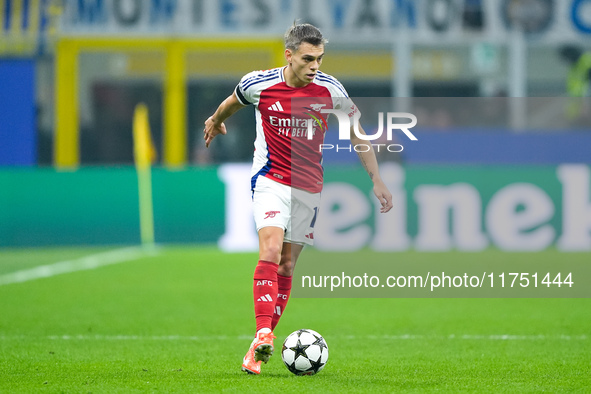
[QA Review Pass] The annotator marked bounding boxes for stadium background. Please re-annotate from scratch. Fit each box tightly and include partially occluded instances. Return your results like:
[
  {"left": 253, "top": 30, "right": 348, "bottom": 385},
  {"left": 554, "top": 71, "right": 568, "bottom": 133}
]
[
  {"left": 1, "top": 1, "right": 590, "bottom": 391},
  {"left": 1, "top": 0, "right": 590, "bottom": 249}
]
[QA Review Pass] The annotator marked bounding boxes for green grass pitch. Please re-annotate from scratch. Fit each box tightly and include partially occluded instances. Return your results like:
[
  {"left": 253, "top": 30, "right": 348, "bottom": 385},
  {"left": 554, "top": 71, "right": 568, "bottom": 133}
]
[{"left": 0, "top": 246, "right": 589, "bottom": 392}]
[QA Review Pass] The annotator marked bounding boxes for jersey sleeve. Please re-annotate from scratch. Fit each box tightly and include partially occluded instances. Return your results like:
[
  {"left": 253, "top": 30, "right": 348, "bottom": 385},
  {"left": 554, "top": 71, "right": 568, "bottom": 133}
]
[
  {"left": 234, "top": 71, "right": 259, "bottom": 106},
  {"left": 323, "top": 77, "right": 360, "bottom": 122},
  {"left": 334, "top": 95, "right": 360, "bottom": 122}
]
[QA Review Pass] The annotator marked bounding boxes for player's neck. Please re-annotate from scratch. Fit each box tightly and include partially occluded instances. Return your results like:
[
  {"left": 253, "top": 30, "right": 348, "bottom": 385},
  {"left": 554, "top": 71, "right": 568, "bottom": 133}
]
[{"left": 283, "top": 65, "right": 311, "bottom": 88}]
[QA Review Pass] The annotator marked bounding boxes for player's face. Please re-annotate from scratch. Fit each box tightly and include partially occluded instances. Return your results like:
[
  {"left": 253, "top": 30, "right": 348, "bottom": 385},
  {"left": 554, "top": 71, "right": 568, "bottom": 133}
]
[{"left": 286, "top": 43, "right": 324, "bottom": 86}]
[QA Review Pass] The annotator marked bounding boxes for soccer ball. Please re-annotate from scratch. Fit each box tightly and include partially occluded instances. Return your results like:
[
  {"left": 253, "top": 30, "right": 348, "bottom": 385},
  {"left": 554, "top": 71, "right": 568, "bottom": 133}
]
[{"left": 281, "top": 329, "right": 329, "bottom": 375}]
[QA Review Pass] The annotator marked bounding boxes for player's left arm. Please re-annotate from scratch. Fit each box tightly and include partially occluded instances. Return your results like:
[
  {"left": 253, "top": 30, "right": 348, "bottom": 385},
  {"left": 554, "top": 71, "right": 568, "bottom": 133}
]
[{"left": 350, "top": 122, "right": 393, "bottom": 213}]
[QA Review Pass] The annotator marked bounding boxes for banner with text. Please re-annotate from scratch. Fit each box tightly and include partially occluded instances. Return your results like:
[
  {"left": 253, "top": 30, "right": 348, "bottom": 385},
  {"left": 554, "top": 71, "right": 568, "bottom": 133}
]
[{"left": 60, "top": 0, "right": 591, "bottom": 42}]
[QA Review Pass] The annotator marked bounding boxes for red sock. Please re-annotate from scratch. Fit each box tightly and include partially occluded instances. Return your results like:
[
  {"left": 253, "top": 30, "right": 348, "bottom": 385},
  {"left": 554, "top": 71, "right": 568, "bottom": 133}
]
[
  {"left": 253, "top": 260, "right": 278, "bottom": 332},
  {"left": 271, "top": 274, "right": 292, "bottom": 331}
]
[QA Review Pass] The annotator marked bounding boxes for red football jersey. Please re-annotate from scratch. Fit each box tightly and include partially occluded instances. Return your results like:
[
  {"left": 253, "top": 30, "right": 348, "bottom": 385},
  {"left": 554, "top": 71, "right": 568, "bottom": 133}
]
[{"left": 235, "top": 66, "right": 356, "bottom": 193}]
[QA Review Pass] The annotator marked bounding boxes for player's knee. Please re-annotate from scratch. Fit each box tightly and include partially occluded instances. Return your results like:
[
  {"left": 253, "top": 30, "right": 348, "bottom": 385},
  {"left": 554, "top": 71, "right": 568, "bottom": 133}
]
[{"left": 260, "top": 243, "right": 282, "bottom": 263}]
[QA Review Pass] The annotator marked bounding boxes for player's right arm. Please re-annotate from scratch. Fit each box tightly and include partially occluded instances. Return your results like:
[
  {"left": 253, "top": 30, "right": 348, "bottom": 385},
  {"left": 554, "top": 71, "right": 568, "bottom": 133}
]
[{"left": 204, "top": 92, "right": 245, "bottom": 148}]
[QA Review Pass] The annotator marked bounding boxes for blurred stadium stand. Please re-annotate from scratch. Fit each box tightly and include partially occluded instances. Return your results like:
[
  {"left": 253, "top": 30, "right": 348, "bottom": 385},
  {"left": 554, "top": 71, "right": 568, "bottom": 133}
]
[
  {"left": 1, "top": 0, "right": 589, "bottom": 168},
  {"left": 2, "top": 0, "right": 591, "bottom": 250}
]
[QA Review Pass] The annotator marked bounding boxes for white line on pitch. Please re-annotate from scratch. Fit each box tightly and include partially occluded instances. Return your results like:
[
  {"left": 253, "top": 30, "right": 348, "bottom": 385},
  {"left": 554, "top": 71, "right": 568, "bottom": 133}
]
[
  {"left": 0, "top": 334, "right": 587, "bottom": 341},
  {"left": 0, "top": 246, "right": 159, "bottom": 286}
]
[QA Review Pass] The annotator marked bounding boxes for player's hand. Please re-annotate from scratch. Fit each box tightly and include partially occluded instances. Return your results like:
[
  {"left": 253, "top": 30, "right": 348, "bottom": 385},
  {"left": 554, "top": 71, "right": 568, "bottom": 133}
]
[
  {"left": 373, "top": 179, "right": 393, "bottom": 213},
  {"left": 204, "top": 116, "right": 227, "bottom": 148}
]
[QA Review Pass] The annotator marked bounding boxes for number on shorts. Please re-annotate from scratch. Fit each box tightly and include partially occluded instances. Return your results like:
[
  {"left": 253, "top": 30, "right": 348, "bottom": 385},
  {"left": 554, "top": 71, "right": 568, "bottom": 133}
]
[{"left": 310, "top": 207, "right": 318, "bottom": 228}]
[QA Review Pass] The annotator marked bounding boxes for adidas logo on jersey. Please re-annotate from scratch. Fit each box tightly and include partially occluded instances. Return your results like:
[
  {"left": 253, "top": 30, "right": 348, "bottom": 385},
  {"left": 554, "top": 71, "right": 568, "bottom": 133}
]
[
  {"left": 267, "top": 101, "right": 284, "bottom": 111},
  {"left": 257, "top": 294, "right": 273, "bottom": 302}
]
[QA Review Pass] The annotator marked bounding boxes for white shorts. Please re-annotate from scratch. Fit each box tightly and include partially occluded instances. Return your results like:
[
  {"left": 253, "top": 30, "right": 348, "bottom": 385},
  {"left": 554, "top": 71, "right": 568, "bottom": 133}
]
[{"left": 252, "top": 176, "right": 320, "bottom": 245}]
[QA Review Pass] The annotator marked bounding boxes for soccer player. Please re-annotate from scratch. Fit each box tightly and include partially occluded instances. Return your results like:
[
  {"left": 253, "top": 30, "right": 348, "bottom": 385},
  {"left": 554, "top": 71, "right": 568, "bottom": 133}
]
[{"left": 203, "top": 23, "right": 393, "bottom": 375}]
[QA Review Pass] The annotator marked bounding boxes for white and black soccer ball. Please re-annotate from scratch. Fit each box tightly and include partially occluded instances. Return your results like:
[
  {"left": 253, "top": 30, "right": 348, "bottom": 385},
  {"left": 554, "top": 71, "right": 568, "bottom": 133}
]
[{"left": 281, "top": 329, "right": 329, "bottom": 375}]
